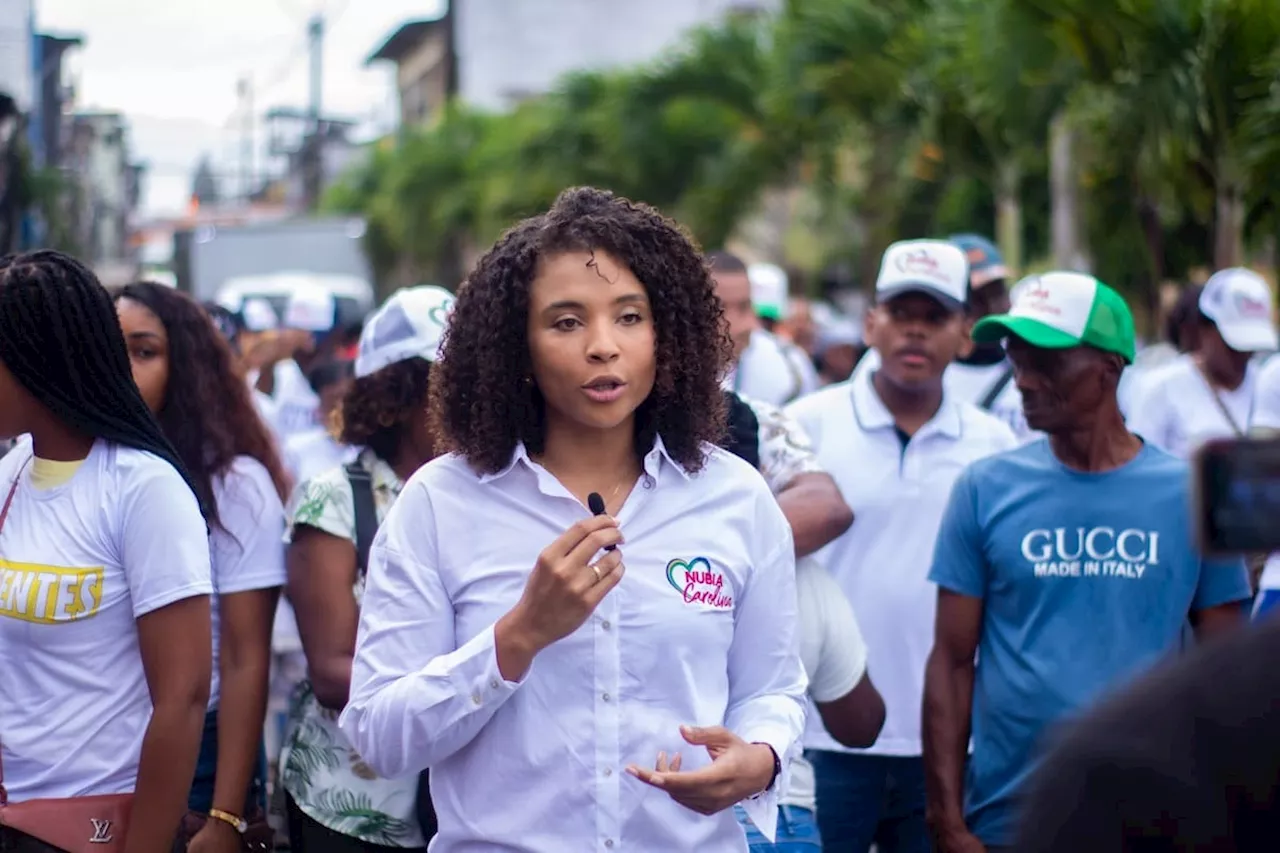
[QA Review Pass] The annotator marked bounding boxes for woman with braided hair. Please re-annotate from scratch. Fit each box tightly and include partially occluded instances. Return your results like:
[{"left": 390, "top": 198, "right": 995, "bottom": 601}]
[{"left": 0, "top": 250, "right": 213, "bottom": 853}]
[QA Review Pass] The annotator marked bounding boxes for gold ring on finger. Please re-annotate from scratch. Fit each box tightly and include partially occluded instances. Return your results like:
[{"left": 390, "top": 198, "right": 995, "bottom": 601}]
[{"left": 591, "top": 563, "right": 602, "bottom": 582}]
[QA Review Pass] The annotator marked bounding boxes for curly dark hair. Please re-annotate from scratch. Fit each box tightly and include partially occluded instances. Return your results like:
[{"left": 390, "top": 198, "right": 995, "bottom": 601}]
[
  {"left": 429, "top": 186, "right": 731, "bottom": 474},
  {"left": 115, "top": 282, "right": 290, "bottom": 529},
  {"left": 338, "top": 357, "right": 432, "bottom": 465}
]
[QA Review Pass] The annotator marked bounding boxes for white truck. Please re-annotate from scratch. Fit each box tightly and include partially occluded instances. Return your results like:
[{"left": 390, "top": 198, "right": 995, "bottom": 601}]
[{"left": 172, "top": 216, "right": 376, "bottom": 324}]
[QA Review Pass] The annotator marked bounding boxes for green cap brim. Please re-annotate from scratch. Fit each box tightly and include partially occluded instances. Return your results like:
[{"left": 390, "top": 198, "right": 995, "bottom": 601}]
[
  {"left": 971, "top": 315, "right": 1082, "bottom": 350},
  {"left": 756, "top": 306, "right": 783, "bottom": 321}
]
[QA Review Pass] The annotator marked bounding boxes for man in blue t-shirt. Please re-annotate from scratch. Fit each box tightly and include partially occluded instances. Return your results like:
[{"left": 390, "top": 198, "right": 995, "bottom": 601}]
[{"left": 921, "top": 272, "right": 1252, "bottom": 853}]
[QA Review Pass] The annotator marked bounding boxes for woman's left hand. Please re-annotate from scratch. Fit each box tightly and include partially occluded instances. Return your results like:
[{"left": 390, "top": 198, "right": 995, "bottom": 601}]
[
  {"left": 185, "top": 817, "right": 242, "bottom": 853},
  {"left": 625, "top": 725, "right": 776, "bottom": 815}
]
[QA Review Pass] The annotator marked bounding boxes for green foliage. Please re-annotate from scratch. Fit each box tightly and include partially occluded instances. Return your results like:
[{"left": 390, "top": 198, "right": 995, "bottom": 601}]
[{"left": 328, "top": 0, "right": 1280, "bottom": 300}]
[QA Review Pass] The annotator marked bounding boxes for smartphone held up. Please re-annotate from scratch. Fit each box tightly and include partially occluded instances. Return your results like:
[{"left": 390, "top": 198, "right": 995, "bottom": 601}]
[{"left": 1193, "top": 436, "right": 1280, "bottom": 555}]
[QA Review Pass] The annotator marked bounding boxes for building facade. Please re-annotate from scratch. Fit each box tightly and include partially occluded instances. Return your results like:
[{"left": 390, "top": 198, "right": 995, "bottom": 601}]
[
  {"left": 368, "top": 0, "right": 777, "bottom": 129},
  {"left": 63, "top": 111, "right": 143, "bottom": 270}
]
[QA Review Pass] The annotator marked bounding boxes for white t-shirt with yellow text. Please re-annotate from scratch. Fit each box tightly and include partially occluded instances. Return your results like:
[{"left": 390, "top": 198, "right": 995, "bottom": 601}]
[{"left": 0, "top": 440, "right": 213, "bottom": 801}]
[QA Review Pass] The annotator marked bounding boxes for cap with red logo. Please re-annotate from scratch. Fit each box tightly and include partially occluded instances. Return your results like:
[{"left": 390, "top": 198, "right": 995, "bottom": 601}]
[
  {"left": 972, "top": 271, "right": 1136, "bottom": 363},
  {"left": 875, "top": 239, "right": 969, "bottom": 312},
  {"left": 1198, "top": 267, "right": 1278, "bottom": 353}
]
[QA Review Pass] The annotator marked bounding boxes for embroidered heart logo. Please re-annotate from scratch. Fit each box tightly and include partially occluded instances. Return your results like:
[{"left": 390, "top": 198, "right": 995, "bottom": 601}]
[
  {"left": 428, "top": 298, "right": 455, "bottom": 327},
  {"left": 667, "top": 557, "right": 712, "bottom": 592},
  {"left": 666, "top": 557, "right": 733, "bottom": 608}
]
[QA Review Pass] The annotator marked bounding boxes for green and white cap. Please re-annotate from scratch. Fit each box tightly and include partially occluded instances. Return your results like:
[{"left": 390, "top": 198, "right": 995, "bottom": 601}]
[
  {"left": 972, "top": 271, "right": 1136, "bottom": 363},
  {"left": 748, "top": 262, "right": 789, "bottom": 321}
]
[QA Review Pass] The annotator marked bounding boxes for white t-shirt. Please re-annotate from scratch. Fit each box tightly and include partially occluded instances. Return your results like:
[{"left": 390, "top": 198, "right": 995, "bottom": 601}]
[
  {"left": 209, "top": 456, "right": 288, "bottom": 708},
  {"left": 785, "top": 557, "right": 868, "bottom": 812},
  {"left": 942, "top": 360, "right": 1030, "bottom": 440},
  {"left": 253, "top": 388, "right": 281, "bottom": 439},
  {"left": 270, "top": 360, "right": 322, "bottom": 442},
  {"left": 282, "top": 427, "right": 357, "bottom": 487},
  {"left": 726, "top": 330, "right": 819, "bottom": 406},
  {"left": 1248, "top": 357, "right": 1280, "bottom": 591},
  {"left": 0, "top": 440, "right": 212, "bottom": 801},
  {"left": 1126, "top": 355, "right": 1256, "bottom": 458},
  {"left": 1250, "top": 355, "right": 1280, "bottom": 433}
]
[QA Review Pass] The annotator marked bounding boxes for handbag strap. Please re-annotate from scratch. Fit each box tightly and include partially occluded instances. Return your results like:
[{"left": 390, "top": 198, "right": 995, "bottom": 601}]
[
  {"left": 345, "top": 462, "right": 377, "bottom": 578},
  {"left": 1196, "top": 361, "right": 1249, "bottom": 438},
  {"left": 980, "top": 365, "right": 1016, "bottom": 411},
  {"left": 0, "top": 453, "right": 34, "bottom": 805}
]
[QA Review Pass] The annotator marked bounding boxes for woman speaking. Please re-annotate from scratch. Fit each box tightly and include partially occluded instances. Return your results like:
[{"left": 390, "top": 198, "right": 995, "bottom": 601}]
[{"left": 338, "top": 188, "right": 806, "bottom": 851}]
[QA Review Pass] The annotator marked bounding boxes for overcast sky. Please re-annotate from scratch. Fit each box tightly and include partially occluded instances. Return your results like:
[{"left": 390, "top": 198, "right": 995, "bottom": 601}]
[{"left": 36, "top": 0, "right": 442, "bottom": 216}]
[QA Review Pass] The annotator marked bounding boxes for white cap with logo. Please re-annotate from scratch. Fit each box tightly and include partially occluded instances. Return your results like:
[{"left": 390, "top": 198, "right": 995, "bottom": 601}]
[
  {"left": 875, "top": 240, "right": 969, "bottom": 311},
  {"left": 1199, "top": 268, "right": 1278, "bottom": 353},
  {"left": 283, "top": 283, "right": 337, "bottom": 333},
  {"left": 355, "top": 285, "right": 456, "bottom": 379}
]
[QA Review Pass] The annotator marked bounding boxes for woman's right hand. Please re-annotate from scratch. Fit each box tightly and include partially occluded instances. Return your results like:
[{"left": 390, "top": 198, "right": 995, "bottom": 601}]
[{"left": 496, "top": 515, "right": 625, "bottom": 678}]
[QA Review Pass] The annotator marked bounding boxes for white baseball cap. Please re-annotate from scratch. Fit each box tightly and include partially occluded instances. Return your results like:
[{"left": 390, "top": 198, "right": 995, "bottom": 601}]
[
  {"left": 354, "top": 285, "right": 455, "bottom": 379},
  {"left": 283, "top": 283, "right": 337, "bottom": 333},
  {"left": 1199, "top": 268, "right": 1278, "bottom": 352},
  {"left": 241, "top": 297, "right": 279, "bottom": 333},
  {"left": 876, "top": 240, "right": 969, "bottom": 311}
]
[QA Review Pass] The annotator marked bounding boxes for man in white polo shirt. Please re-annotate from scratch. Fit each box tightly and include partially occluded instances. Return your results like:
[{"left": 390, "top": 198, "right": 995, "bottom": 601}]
[
  {"left": 787, "top": 239, "right": 1017, "bottom": 852},
  {"left": 1127, "top": 267, "right": 1278, "bottom": 457}
]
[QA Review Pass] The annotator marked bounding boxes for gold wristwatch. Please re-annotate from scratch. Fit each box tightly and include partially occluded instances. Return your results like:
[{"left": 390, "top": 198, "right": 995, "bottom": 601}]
[{"left": 209, "top": 808, "right": 248, "bottom": 834}]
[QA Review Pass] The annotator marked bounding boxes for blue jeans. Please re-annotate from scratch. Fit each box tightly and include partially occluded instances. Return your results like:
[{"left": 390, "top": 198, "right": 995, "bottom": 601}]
[
  {"left": 188, "top": 706, "right": 269, "bottom": 814},
  {"left": 735, "top": 805, "right": 822, "bottom": 851},
  {"left": 808, "top": 751, "right": 931, "bottom": 853}
]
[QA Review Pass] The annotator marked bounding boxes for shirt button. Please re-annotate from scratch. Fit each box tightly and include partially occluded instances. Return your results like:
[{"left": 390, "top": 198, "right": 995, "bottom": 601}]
[
  {"left": 602, "top": 692, "right": 611, "bottom": 702},
  {"left": 642, "top": 477, "right": 654, "bottom": 490},
  {"left": 605, "top": 841, "right": 614, "bottom": 849},
  {"left": 471, "top": 692, "right": 482, "bottom": 705},
  {"left": 603, "top": 767, "right": 612, "bottom": 777},
  {"left": 601, "top": 620, "right": 611, "bottom": 631},
  {"left": 489, "top": 678, "right": 500, "bottom": 689}
]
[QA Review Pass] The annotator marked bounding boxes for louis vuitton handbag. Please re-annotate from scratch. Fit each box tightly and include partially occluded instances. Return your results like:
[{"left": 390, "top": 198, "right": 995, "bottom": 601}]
[
  {"left": 0, "top": 459, "right": 134, "bottom": 853},
  {"left": 0, "top": 776, "right": 133, "bottom": 853}
]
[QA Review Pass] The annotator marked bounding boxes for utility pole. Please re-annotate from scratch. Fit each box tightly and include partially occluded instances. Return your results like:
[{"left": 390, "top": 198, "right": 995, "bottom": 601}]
[
  {"left": 303, "top": 12, "right": 324, "bottom": 210},
  {"left": 237, "top": 76, "right": 254, "bottom": 206}
]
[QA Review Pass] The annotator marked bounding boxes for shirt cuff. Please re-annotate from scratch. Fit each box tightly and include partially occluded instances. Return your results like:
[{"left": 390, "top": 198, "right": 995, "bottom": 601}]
[
  {"left": 738, "top": 762, "right": 782, "bottom": 842},
  {"left": 735, "top": 727, "right": 793, "bottom": 843},
  {"left": 441, "top": 624, "right": 529, "bottom": 709}
]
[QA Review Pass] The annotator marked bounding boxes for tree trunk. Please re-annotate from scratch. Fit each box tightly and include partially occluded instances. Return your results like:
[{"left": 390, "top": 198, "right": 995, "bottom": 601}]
[
  {"left": 1214, "top": 182, "right": 1246, "bottom": 269},
  {"left": 1049, "top": 112, "right": 1089, "bottom": 272},
  {"left": 995, "top": 160, "right": 1023, "bottom": 277},
  {"left": 1136, "top": 193, "right": 1164, "bottom": 336}
]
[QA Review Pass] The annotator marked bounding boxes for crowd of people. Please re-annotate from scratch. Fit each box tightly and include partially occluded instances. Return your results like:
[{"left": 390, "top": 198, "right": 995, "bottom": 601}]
[{"left": 0, "top": 186, "right": 1273, "bottom": 853}]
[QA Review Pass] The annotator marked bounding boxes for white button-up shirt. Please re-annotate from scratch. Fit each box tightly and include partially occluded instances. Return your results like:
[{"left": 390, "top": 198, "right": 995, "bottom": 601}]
[
  {"left": 787, "top": 364, "right": 1016, "bottom": 757},
  {"left": 339, "top": 438, "right": 807, "bottom": 852}
]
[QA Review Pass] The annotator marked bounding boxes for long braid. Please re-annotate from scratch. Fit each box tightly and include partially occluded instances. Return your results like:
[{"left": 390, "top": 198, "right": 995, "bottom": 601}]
[{"left": 0, "top": 250, "right": 211, "bottom": 520}]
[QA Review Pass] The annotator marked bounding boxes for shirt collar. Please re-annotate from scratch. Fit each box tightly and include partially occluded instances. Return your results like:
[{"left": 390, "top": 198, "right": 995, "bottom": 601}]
[
  {"left": 478, "top": 434, "right": 691, "bottom": 485},
  {"left": 851, "top": 356, "right": 963, "bottom": 439}
]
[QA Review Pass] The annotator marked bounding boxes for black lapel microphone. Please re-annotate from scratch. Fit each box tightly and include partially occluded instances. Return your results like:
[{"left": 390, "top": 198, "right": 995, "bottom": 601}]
[{"left": 587, "top": 492, "right": 617, "bottom": 551}]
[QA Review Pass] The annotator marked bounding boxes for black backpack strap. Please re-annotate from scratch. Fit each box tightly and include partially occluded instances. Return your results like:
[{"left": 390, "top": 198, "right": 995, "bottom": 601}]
[
  {"left": 719, "top": 390, "right": 762, "bottom": 470},
  {"left": 980, "top": 366, "right": 1016, "bottom": 411},
  {"left": 345, "top": 462, "right": 377, "bottom": 577}
]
